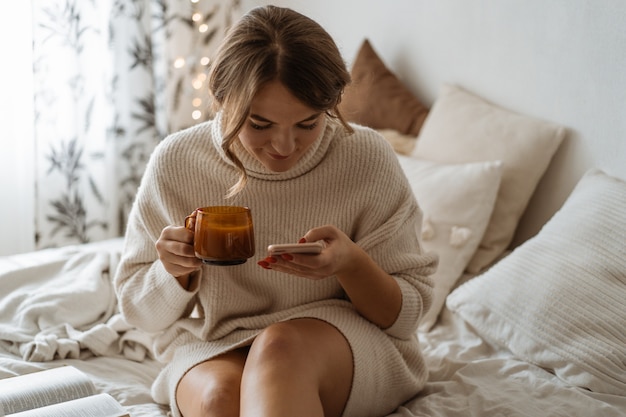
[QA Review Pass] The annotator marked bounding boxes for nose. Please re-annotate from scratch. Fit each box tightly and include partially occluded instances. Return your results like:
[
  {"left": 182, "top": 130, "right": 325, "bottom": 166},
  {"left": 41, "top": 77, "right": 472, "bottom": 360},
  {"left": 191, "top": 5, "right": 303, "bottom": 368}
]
[{"left": 271, "top": 128, "right": 296, "bottom": 156}]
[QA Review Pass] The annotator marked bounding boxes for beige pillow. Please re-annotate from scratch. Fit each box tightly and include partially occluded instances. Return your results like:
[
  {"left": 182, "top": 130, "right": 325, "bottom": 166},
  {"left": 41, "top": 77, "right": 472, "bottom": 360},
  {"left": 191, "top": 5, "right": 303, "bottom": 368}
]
[
  {"left": 412, "top": 84, "right": 565, "bottom": 272},
  {"left": 396, "top": 155, "right": 502, "bottom": 331},
  {"left": 340, "top": 39, "right": 429, "bottom": 136},
  {"left": 447, "top": 169, "right": 626, "bottom": 395},
  {"left": 377, "top": 129, "right": 417, "bottom": 156}
]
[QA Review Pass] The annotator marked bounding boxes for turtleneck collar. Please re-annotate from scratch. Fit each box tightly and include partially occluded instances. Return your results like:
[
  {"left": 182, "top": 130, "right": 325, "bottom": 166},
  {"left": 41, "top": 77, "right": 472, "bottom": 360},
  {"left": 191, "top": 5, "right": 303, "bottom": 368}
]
[{"left": 210, "top": 112, "right": 339, "bottom": 181}]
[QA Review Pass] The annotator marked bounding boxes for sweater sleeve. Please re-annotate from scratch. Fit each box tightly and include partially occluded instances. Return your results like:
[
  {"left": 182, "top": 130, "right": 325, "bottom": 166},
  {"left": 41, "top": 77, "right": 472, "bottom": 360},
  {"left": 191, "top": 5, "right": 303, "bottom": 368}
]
[
  {"left": 351, "top": 131, "right": 438, "bottom": 339},
  {"left": 114, "top": 211, "right": 199, "bottom": 333},
  {"left": 361, "top": 203, "right": 438, "bottom": 340},
  {"left": 113, "top": 137, "right": 201, "bottom": 334}
]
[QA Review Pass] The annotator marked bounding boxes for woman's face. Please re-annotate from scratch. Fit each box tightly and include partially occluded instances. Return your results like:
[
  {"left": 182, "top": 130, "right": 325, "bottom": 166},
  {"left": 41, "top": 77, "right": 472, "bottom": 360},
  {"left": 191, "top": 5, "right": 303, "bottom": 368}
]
[{"left": 237, "top": 80, "right": 324, "bottom": 172}]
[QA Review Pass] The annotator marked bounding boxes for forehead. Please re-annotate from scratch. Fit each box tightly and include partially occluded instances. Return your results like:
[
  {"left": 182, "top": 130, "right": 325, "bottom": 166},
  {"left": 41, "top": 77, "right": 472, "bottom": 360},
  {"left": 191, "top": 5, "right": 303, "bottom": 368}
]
[{"left": 249, "top": 80, "right": 318, "bottom": 123}]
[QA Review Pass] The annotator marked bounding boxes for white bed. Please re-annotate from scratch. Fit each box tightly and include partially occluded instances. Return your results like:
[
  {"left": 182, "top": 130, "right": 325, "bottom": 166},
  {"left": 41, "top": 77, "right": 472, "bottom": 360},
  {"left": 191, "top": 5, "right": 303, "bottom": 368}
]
[
  {"left": 2, "top": 1, "right": 626, "bottom": 415},
  {"left": 1, "top": 228, "right": 625, "bottom": 417},
  {"left": 0, "top": 239, "right": 166, "bottom": 416}
]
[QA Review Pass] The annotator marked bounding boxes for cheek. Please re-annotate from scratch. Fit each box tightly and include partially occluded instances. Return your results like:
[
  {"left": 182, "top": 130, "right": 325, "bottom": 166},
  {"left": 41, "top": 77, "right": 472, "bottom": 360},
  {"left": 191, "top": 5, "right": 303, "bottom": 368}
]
[
  {"left": 300, "top": 127, "right": 323, "bottom": 148},
  {"left": 238, "top": 129, "right": 268, "bottom": 149}
]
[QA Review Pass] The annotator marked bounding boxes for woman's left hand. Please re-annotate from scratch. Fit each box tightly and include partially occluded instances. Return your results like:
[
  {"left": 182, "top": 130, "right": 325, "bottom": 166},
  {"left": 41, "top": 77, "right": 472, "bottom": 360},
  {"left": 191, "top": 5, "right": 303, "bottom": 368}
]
[
  {"left": 257, "top": 225, "right": 358, "bottom": 280},
  {"left": 258, "top": 224, "right": 403, "bottom": 328}
]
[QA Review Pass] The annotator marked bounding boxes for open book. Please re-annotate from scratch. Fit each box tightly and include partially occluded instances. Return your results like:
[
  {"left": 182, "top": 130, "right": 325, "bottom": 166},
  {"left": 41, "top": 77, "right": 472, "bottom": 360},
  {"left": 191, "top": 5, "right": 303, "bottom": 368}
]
[{"left": 0, "top": 366, "right": 129, "bottom": 417}]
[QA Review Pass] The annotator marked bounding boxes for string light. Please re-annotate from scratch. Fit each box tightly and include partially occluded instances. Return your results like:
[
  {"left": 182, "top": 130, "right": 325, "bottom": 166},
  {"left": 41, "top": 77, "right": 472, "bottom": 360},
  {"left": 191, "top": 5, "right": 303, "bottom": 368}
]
[
  {"left": 179, "top": 0, "right": 233, "bottom": 120},
  {"left": 178, "top": 0, "right": 223, "bottom": 122},
  {"left": 192, "top": 77, "right": 203, "bottom": 90},
  {"left": 173, "top": 57, "right": 186, "bottom": 69}
]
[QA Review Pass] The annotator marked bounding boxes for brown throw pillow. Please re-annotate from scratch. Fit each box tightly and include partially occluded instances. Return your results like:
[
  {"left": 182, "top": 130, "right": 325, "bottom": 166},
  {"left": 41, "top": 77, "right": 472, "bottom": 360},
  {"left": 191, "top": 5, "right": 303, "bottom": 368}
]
[{"left": 339, "top": 39, "right": 429, "bottom": 136}]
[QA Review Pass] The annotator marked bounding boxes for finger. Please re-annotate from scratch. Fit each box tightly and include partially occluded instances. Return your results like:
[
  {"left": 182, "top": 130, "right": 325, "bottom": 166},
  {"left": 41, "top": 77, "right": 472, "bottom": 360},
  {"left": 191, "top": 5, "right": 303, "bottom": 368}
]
[
  {"left": 170, "top": 239, "right": 197, "bottom": 258},
  {"left": 258, "top": 250, "right": 329, "bottom": 278},
  {"left": 268, "top": 258, "right": 329, "bottom": 280},
  {"left": 162, "top": 251, "right": 202, "bottom": 276},
  {"left": 156, "top": 238, "right": 195, "bottom": 263},
  {"left": 161, "top": 225, "right": 195, "bottom": 244},
  {"left": 184, "top": 210, "right": 198, "bottom": 230},
  {"left": 301, "top": 224, "right": 337, "bottom": 244},
  {"left": 167, "top": 248, "right": 200, "bottom": 265},
  {"left": 284, "top": 267, "right": 328, "bottom": 280}
]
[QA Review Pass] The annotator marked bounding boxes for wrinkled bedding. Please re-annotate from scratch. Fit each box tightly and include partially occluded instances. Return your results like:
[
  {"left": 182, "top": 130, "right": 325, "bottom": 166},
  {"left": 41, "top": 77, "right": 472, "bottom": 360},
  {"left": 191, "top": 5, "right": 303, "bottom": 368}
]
[{"left": 0, "top": 239, "right": 624, "bottom": 416}]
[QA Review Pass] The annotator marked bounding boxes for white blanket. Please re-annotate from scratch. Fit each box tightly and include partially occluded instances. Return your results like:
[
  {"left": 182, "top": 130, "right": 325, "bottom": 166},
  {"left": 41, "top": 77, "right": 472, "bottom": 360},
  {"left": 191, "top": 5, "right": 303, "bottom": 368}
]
[{"left": 0, "top": 240, "right": 152, "bottom": 362}]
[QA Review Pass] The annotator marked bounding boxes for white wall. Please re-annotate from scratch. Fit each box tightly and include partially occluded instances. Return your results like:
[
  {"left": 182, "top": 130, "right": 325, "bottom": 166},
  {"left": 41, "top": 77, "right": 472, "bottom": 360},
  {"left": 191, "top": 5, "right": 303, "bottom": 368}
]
[
  {"left": 4, "top": 1, "right": 624, "bottom": 255},
  {"left": 242, "top": 0, "right": 626, "bottom": 245}
]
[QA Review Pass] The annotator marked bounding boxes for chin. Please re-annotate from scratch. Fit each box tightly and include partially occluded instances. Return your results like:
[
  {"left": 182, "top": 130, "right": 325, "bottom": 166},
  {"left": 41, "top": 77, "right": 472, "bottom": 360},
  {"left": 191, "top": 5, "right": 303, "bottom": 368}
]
[
  {"left": 266, "top": 164, "right": 292, "bottom": 172},
  {"left": 261, "top": 157, "right": 297, "bottom": 172}
]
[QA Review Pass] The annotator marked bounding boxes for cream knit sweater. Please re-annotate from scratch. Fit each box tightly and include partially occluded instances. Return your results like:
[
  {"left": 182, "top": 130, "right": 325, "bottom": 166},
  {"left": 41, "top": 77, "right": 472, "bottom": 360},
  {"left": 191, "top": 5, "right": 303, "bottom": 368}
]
[{"left": 114, "top": 115, "right": 437, "bottom": 417}]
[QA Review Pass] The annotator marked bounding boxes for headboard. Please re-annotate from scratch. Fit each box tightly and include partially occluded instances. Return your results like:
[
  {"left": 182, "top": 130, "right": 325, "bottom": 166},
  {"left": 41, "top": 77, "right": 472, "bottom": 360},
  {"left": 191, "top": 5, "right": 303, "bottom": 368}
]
[{"left": 244, "top": 0, "right": 626, "bottom": 247}]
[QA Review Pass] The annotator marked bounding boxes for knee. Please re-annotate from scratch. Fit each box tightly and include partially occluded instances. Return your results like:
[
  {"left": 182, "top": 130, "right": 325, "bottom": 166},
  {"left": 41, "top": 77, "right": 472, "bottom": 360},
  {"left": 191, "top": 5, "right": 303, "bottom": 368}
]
[
  {"left": 248, "top": 321, "right": 310, "bottom": 369},
  {"left": 199, "top": 382, "right": 239, "bottom": 415},
  {"left": 178, "top": 373, "right": 240, "bottom": 417}
]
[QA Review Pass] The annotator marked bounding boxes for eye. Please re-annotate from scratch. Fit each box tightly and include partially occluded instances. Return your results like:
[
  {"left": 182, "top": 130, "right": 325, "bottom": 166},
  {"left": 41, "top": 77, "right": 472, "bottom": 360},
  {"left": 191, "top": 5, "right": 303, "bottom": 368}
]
[
  {"left": 250, "top": 121, "right": 271, "bottom": 130},
  {"left": 298, "top": 122, "right": 318, "bottom": 131}
]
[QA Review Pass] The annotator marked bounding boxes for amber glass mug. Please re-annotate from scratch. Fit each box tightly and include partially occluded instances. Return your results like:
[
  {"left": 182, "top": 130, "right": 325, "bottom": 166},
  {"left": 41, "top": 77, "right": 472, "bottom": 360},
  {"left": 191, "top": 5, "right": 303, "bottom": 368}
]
[{"left": 185, "top": 206, "right": 255, "bottom": 266}]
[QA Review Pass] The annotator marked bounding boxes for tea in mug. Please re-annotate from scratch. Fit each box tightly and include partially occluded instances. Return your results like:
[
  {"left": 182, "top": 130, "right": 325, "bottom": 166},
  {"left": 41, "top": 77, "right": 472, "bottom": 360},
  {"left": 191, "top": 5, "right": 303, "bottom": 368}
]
[{"left": 185, "top": 206, "right": 255, "bottom": 266}]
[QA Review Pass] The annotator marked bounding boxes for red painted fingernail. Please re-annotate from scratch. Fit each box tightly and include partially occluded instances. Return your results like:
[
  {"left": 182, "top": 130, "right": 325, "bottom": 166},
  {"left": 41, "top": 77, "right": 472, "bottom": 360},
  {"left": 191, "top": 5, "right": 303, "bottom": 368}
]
[
  {"left": 267, "top": 256, "right": 278, "bottom": 263},
  {"left": 298, "top": 237, "right": 306, "bottom": 243},
  {"left": 258, "top": 261, "right": 271, "bottom": 269},
  {"left": 281, "top": 253, "right": 294, "bottom": 261}
]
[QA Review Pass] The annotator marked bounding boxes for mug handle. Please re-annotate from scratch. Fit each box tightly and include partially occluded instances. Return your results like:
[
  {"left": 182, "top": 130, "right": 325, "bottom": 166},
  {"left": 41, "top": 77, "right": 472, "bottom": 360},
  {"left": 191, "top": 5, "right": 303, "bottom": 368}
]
[{"left": 184, "top": 209, "right": 199, "bottom": 231}]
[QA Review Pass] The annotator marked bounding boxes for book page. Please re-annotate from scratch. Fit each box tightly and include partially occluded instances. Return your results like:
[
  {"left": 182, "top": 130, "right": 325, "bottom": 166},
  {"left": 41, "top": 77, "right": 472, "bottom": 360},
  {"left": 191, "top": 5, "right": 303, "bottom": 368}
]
[
  {"left": 7, "top": 393, "right": 128, "bottom": 417},
  {"left": 0, "top": 366, "right": 96, "bottom": 415}
]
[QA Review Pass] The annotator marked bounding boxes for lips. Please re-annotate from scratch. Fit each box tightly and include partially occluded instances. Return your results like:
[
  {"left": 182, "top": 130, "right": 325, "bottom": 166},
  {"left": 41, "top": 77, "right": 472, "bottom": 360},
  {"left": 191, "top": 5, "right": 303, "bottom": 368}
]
[{"left": 268, "top": 153, "right": 290, "bottom": 160}]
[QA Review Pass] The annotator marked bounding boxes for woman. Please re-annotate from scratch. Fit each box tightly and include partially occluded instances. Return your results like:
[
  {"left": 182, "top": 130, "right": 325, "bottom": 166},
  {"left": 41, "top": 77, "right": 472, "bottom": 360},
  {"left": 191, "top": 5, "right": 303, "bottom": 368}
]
[{"left": 114, "top": 5, "right": 436, "bottom": 417}]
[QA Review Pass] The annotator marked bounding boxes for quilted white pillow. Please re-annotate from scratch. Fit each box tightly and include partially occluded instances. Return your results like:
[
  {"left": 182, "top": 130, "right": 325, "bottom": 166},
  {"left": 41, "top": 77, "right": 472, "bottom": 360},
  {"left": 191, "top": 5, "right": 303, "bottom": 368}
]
[
  {"left": 412, "top": 84, "right": 565, "bottom": 273},
  {"left": 396, "top": 155, "right": 502, "bottom": 331},
  {"left": 447, "top": 169, "right": 626, "bottom": 395}
]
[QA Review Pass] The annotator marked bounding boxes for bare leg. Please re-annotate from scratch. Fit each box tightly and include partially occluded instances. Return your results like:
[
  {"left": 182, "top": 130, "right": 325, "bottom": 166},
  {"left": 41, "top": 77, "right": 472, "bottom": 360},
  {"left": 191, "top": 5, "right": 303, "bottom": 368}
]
[
  {"left": 176, "top": 348, "right": 248, "bottom": 417},
  {"left": 240, "top": 318, "right": 353, "bottom": 417}
]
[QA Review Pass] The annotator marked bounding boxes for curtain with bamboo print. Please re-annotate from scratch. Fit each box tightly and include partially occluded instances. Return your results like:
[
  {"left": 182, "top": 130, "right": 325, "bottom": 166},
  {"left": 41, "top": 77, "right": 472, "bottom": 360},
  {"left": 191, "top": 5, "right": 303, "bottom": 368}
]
[{"left": 32, "top": 0, "right": 241, "bottom": 250}]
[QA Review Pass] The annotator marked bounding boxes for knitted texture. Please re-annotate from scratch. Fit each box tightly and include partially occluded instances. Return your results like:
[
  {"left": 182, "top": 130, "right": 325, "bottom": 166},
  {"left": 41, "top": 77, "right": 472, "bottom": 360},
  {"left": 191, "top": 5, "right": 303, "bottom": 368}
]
[{"left": 114, "top": 115, "right": 437, "bottom": 417}]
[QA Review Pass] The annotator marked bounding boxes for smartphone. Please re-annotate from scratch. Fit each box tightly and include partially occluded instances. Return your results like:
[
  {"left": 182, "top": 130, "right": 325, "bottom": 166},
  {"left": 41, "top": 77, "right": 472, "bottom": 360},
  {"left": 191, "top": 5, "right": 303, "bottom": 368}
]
[{"left": 267, "top": 241, "right": 325, "bottom": 255}]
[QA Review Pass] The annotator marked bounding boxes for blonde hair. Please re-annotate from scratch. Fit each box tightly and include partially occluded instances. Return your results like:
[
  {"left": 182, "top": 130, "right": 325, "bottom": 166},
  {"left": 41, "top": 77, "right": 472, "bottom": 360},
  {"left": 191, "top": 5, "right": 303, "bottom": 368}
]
[{"left": 208, "top": 5, "right": 353, "bottom": 198}]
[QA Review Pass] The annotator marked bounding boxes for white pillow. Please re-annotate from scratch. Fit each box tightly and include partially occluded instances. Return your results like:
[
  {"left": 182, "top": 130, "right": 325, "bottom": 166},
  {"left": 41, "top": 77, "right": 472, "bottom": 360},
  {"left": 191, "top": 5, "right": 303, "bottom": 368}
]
[
  {"left": 412, "top": 84, "right": 565, "bottom": 273},
  {"left": 447, "top": 169, "right": 626, "bottom": 395},
  {"left": 396, "top": 155, "right": 502, "bottom": 331}
]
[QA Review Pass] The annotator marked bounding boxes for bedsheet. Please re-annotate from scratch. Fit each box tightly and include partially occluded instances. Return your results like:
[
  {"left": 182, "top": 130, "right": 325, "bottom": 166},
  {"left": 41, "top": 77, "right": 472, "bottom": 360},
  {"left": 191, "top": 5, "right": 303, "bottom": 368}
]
[
  {"left": 405, "top": 306, "right": 626, "bottom": 417},
  {"left": 1, "top": 240, "right": 625, "bottom": 417}
]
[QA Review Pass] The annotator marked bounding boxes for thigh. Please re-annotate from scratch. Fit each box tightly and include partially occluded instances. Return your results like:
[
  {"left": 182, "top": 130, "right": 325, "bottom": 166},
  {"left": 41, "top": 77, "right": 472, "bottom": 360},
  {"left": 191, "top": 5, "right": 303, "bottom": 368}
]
[
  {"left": 244, "top": 318, "right": 353, "bottom": 417},
  {"left": 302, "top": 319, "right": 353, "bottom": 417},
  {"left": 176, "top": 347, "right": 248, "bottom": 417}
]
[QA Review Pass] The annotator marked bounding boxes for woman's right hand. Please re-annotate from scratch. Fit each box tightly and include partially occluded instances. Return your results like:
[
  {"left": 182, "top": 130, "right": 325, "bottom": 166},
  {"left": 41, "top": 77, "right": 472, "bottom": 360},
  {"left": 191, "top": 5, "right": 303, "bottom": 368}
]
[{"left": 155, "top": 225, "right": 202, "bottom": 286}]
